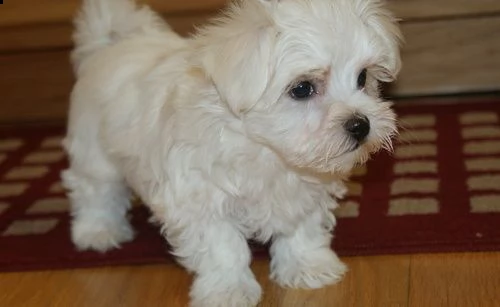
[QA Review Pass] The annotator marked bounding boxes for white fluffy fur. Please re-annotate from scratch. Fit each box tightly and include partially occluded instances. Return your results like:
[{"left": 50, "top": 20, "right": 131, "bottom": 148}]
[{"left": 62, "top": 0, "right": 401, "bottom": 306}]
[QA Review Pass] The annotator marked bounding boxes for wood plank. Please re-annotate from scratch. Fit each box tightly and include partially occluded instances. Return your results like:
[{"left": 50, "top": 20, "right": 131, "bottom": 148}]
[
  {"left": 1, "top": 0, "right": 500, "bottom": 28},
  {"left": 0, "top": 24, "right": 73, "bottom": 53},
  {"left": 0, "top": 50, "right": 73, "bottom": 123},
  {"left": 389, "top": 0, "right": 500, "bottom": 20},
  {"left": 0, "top": 14, "right": 212, "bottom": 53},
  {"left": 0, "top": 0, "right": 220, "bottom": 27},
  {"left": 0, "top": 256, "right": 410, "bottom": 307},
  {"left": 394, "top": 16, "right": 500, "bottom": 96},
  {"left": 0, "top": 0, "right": 80, "bottom": 27},
  {"left": 409, "top": 252, "right": 500, "bottom": 307}
]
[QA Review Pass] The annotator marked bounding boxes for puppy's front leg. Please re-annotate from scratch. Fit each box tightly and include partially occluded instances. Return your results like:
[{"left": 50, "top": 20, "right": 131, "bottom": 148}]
[
  {"left": 170, "top": 220, "right": 261, "bottom": 307},
  {"left": 270, "top": 209, "right": 347, "bottom": 289}
]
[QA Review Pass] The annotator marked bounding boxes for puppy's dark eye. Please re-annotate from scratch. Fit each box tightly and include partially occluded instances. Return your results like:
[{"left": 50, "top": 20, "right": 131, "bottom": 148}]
[
  {"left": 289, "top": 81, "right": 315, "bottom": 100},
  {"left": 357, "top": 68, "right": 367, "bottom": 89}
]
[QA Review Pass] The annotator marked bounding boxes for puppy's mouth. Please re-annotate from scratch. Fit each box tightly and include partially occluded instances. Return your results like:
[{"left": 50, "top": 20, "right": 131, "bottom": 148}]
[
  {"left": 330, "top": 136, "right": 364, "bottom": 159},
  {"left": 344, "top": 137, "right": 383, "bottom": 156},
  {"left": 346, "top": 135, "right": 395, "bottom": 157}
]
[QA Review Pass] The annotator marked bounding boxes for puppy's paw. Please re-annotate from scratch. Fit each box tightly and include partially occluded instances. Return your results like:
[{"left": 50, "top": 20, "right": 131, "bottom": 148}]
[
  {"left": 71, "top": 216, "right": 134, "bottom": 252},
  {"left": 271, "top": 248, "right": 347, "bottom": 289},
  {"left": 327, "top": 180, "right": 348, "bottom": 199},
  {"left": 190, "top": 273, "right": 262, "bottom": 307}
]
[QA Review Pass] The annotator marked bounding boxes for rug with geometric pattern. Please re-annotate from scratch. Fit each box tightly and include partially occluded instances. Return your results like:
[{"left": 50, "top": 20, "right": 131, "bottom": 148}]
[{"left": 1, "top": 100, "right": 500, "bottom": 272}]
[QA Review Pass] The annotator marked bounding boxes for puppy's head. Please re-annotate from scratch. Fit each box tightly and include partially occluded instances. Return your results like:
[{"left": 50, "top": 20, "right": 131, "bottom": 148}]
[{"left": 197, "top": 0, "right": 402, "bottom": 174}]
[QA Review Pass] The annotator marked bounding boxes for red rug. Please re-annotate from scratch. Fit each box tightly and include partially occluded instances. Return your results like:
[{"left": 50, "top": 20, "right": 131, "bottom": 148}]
[{"left": 2, "top": 100, "right": 500, "bottom": 272}]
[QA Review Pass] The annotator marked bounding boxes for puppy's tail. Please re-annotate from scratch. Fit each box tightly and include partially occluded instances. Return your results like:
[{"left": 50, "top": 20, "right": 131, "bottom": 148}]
[{"left": 72, "top": 0, "right": 167, "bottom": 71}]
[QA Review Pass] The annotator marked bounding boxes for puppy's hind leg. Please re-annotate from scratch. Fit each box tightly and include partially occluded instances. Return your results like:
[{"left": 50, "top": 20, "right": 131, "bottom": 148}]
[{"left": 62, "top": 131, "right": 134, "bottom": 253}]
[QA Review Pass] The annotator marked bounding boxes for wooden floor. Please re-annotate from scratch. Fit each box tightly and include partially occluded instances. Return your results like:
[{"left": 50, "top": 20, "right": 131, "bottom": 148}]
[{"left": 1, "top": 252, "right": 499, "bottom": 307}]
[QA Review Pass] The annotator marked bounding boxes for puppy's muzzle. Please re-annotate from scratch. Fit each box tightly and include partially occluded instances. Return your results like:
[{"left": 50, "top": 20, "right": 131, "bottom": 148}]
[{"left": 344, "top": 115, "right": 370, "bottom": 143}]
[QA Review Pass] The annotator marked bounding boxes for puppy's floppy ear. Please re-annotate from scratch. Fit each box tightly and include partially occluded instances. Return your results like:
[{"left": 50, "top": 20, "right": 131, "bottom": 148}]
[
  {"left": 360, "top": 0, "right": 403, "bottom": 82},
  {"left": 196, "top": 2, "right": 275, "bottom": 116}
]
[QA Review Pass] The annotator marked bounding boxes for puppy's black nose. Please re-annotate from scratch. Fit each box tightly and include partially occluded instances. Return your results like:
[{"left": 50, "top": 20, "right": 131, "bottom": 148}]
[{"left": 344, "top": 115, "right": 370, "bottom": 142}]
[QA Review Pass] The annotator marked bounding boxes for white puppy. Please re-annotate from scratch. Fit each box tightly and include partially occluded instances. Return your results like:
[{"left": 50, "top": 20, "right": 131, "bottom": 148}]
[{"left": 62, "top": 0, "right": 401, "bottom": 306}]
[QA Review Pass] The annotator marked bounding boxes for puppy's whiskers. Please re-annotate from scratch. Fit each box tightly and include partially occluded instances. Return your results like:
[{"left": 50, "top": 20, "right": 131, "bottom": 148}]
[
  {"left": 324, "top": 141, "right": 335, "bottom": 165},
  {"left": 340, "top": 135, "right": 356, "bottom": 155}
]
